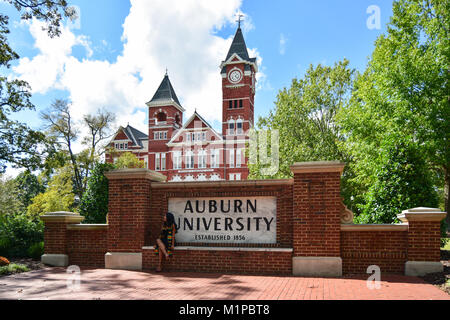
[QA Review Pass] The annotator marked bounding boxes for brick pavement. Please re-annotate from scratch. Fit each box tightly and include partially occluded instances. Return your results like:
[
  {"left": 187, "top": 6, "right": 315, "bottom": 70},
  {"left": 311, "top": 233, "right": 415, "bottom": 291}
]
[{"left": 0, "top": 268, "right": 448, "bottom": 300}]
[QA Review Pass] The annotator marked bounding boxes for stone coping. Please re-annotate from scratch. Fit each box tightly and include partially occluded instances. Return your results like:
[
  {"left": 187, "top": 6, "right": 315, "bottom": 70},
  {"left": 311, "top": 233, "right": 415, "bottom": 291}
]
[
  {"left": 341, "top": 224, "right": 408, "bottom": 232},
  {"left": 40, "top": 212, "right": 85, "bottom": 224},
  {"left": 105, "top": 168, "right": 167, "bottom": 182},
  {"left": 66, "top": 224, "right": 108, "bottom": 230},
  {"left": 142, "top": 246, "right": 293, "bottom": 252},
  {"left": 397, "top": 207, "right": 447, "bottom": 222},
  {"left": 151, "top": 179, "right": 294, "bottom": 189},
  {"left": 290, "top": 161, "right": 346, "bottom": 174}
]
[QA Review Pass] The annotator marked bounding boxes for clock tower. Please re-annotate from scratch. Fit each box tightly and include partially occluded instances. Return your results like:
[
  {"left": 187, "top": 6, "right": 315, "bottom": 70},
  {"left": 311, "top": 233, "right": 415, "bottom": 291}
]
[{"left": 220, "top": 25, "right": 257, "bottom": 138}]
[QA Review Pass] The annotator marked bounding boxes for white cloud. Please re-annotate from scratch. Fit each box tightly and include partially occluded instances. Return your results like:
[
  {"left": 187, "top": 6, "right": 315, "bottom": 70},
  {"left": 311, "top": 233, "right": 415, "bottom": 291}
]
[{"left": 13, "top": 0, "right": 265, "bottom": 153}]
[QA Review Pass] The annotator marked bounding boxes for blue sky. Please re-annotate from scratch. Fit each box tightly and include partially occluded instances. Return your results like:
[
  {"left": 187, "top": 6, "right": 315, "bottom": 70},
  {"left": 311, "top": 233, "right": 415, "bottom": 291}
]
[{"left": 3, "top": 0, "right": 393, "bottom": 149}]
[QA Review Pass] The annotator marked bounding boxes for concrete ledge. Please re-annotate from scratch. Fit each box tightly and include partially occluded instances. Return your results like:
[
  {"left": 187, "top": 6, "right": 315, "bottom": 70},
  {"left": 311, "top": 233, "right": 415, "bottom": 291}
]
[
  {"left": 40, "top": 211, "right": 84, "bottom": 224},
  {"left": 397, "top": 207, "right": 447, "bottom": 222},
  {"left": 405, "top": 261, "right": 443, "bottom": 276},
  {"left": 105, "top": 252, "right": 142, "bottom": 271},
  {"left": 341, "top": 224, "right": 408, "bottom": 232},
  {"left": 292, "top": 257, "right": 342, "bottom": 277},
  {"left": 290, "top": 161, "right": 346, "bottom": 174},
  {"left": 142, "top": 246, "right": 293, "bottom": 252},
  {"left": 105, "top": 168, "right": 166, "bottom": 182},
  {"left": 41, "top": 254, "right": 69, "bottom": 267},
  {"left": 66, "top": 224, "right": 108, "bottom": 230},
  {"left": 151, "top": 179, "right": 294, "bottom": 189}
]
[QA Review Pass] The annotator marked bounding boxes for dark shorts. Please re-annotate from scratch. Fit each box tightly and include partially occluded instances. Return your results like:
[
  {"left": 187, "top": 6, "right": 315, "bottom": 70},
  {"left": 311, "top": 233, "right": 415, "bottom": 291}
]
[{"left": 160, "top": 238, "right": 169, "bottom": 249}]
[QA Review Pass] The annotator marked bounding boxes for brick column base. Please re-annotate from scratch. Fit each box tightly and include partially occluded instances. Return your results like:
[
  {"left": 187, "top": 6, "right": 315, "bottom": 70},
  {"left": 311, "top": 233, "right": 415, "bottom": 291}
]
[{"left": 398, "top": 207, "right": 446, "bottom": 276}]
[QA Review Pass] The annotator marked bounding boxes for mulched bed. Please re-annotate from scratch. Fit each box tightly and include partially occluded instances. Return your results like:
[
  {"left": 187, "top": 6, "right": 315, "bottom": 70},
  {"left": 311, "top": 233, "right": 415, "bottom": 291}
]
[
  {"left": 9, "top": 258, "right": 46, "bottom": 271},
  {"left": 419, "top": 250, "right": 450, "bottom": 295}
]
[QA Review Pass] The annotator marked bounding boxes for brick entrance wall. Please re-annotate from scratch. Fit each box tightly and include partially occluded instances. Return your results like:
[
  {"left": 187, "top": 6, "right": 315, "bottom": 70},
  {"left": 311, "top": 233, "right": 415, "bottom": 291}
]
[{"left": 40, "top": 161, "right": 446, "bottom": 277}]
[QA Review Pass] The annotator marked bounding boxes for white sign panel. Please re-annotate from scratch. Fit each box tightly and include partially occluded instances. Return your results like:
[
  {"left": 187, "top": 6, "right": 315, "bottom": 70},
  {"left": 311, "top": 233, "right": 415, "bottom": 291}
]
[{"left": 168, "top": 197, "right": 277, "bottom": 244}]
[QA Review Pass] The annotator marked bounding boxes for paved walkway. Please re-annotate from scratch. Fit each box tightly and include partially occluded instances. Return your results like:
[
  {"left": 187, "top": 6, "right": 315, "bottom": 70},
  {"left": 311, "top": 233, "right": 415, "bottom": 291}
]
[{"left": 0, "top": 268, "right": 448, "bottom": 300}]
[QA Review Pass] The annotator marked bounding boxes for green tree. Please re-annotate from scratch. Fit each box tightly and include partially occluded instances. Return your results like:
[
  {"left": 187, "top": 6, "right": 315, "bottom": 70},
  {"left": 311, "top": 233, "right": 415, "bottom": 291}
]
[
  {"left": 79, "top": 162, "right": 114, "bottom": 223},
  {"left": 249, "top": 60, "right": 356, "bottom": 204},
  {"left": 338, "top": 0, "right": 449, "bottom": 226},
  {"left": 114, "top": 152, "right": 145, "bottom": 169},
  {"left": 0, "top": 175, "right": 24, "bottom": 216},
  {"left": 14, "top": 170, "right": 45, "bottom": 208},
  {"left": 27, "top": 165, "right": 75, "bottom": 218},
  {"left": 41, "top": 100, "right": 116, "bottom": 198},
  {"left": 249, "top": 60, "right": 354, "bottom": 180},
  {"left": 356, "top": 136, "right": 439, "bottom": 224},
  {"left": 0, "top": 1, "right": 76, "bottom": 173}
]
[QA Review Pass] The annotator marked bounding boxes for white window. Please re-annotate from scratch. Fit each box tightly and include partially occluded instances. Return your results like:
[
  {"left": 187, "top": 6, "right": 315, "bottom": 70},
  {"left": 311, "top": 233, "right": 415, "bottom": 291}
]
[
  {"left": 236, "top": 120, "right": 243, "bottom": 135},
  {"left": 115, "top": 143, "right": 119, "bottom": 149},
  {"left": 202, "top": 132, "right": 206, "bottom": 141},
  {"left": 235, "top": 173, "right": 241, "bottom": 180},
  {"left": 229, "top": 149, "right": 234, "bottom": 168},
  {"left": 198, "top": 150, "right": 207, "bottom": 168},
  {"left": 211, "top": 149, "right": 219, "bottom": 168},
  {"left": 120, "top": 143, "right": 124, "bottom": 150},
  {"left": 154, "top": 131, "right": 168, "bottom": 140},
  {"left": 229, "top": 173, "right": 235, "bottom": 181},
  {"left": 236, "top": 149, "right": 242, "bottom": 168},
  {"left": 228, "top": 122, "right": 235, "bottom": 135},
  {"left": 161, "top": 153, "right": 166, "bottom": 171},
  {"left": 173, "top": 151, "right": 182, "bottom": 170},
  {"left": 124, "top": 143, "right": 128, "bottom": 149},
  {"left": 155, "top": 153, "right": 161, "bottom": 171},
  {"left": 186, "top": 151, "right": 194, "bottom": 169}
]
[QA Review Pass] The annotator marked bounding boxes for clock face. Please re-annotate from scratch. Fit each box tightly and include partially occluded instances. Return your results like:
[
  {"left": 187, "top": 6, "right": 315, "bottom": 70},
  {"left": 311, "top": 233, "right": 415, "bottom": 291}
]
[{"left": 228, "top": 69, "right": 242, "bottom": 84}]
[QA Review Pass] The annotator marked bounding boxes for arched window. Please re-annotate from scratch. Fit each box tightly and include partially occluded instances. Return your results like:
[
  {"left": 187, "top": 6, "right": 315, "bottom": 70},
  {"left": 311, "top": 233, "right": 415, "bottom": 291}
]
[
  {"left": 156, "top": 112, "right": 167, "bottom": 123},
  {"left": 236, "top": 118, "right": 243, "bottom": 135}
]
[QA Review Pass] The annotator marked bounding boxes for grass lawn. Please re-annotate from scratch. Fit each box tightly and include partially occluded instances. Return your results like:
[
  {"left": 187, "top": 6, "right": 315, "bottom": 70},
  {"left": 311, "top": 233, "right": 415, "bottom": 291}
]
[{"left": 0, "top": 263, "right": 29, "bottom": 276}]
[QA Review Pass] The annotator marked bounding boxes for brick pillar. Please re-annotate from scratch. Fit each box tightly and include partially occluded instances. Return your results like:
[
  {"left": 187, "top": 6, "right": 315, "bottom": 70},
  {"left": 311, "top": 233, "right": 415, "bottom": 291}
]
[
  {"left": 40, "top": 211, "right": 84, "bottom": 266},
  {"left": 290, "top": 161, "right": 345, "bottom": 277},
  {"left": 397, "top": 207, "right": 446, "bottom": 276},
  {"left": 104, "top": 168, "right": 166, "bottom": 271}
]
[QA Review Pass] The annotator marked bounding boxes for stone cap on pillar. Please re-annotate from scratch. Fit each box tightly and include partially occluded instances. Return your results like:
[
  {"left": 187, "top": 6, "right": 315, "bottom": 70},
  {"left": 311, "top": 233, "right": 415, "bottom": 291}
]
[
  {"left": 40, "top": 211, "right": 85, "bottom": 224},
  {"left": 104, "top": 168, "right": 167, "bottom": 182},
  {"left": 290, "top": 161, "right": 346, "bottom": 174},
  {"left": 397, "top": 207, "right": 447, "bottom": 223}
]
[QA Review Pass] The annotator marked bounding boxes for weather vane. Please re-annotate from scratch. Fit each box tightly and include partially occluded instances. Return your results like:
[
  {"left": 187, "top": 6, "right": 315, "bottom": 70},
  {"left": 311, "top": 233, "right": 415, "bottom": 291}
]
[{"left": 236, "top": 13, "right": 244, "bottom": 28}]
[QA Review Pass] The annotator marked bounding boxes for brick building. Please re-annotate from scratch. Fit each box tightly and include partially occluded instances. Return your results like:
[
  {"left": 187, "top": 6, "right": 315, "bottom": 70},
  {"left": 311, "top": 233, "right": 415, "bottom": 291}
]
[{"left": 106, "top": 25, "right": 257, "bottom": 182}]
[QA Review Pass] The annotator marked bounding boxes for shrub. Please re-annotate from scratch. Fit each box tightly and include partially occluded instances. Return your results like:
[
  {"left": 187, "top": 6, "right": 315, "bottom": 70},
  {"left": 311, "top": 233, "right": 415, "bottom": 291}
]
[
  {"left": 0, "top": 213, "right": 44, "bottom": 258},
  {"left": 27, "top": 242, "right": 44, "bottom": 260},
  {"left": 0, "top": 256, "right": 9, "bottom": 266},
  {"left": 0, "top": 263, "right": 29, "bottom": 276}
]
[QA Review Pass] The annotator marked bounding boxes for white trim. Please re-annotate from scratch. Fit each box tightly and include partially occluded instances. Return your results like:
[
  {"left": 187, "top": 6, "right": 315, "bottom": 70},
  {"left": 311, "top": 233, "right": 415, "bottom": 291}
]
[
  {"left": 167, "top": 112, "right": 223, "bottom": 144},
  {"left": 142, "top": 246, "right": 292, "bottom": 253},
  {"left": 146, "top": 99, "right": 185, "bottom": 113}
]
